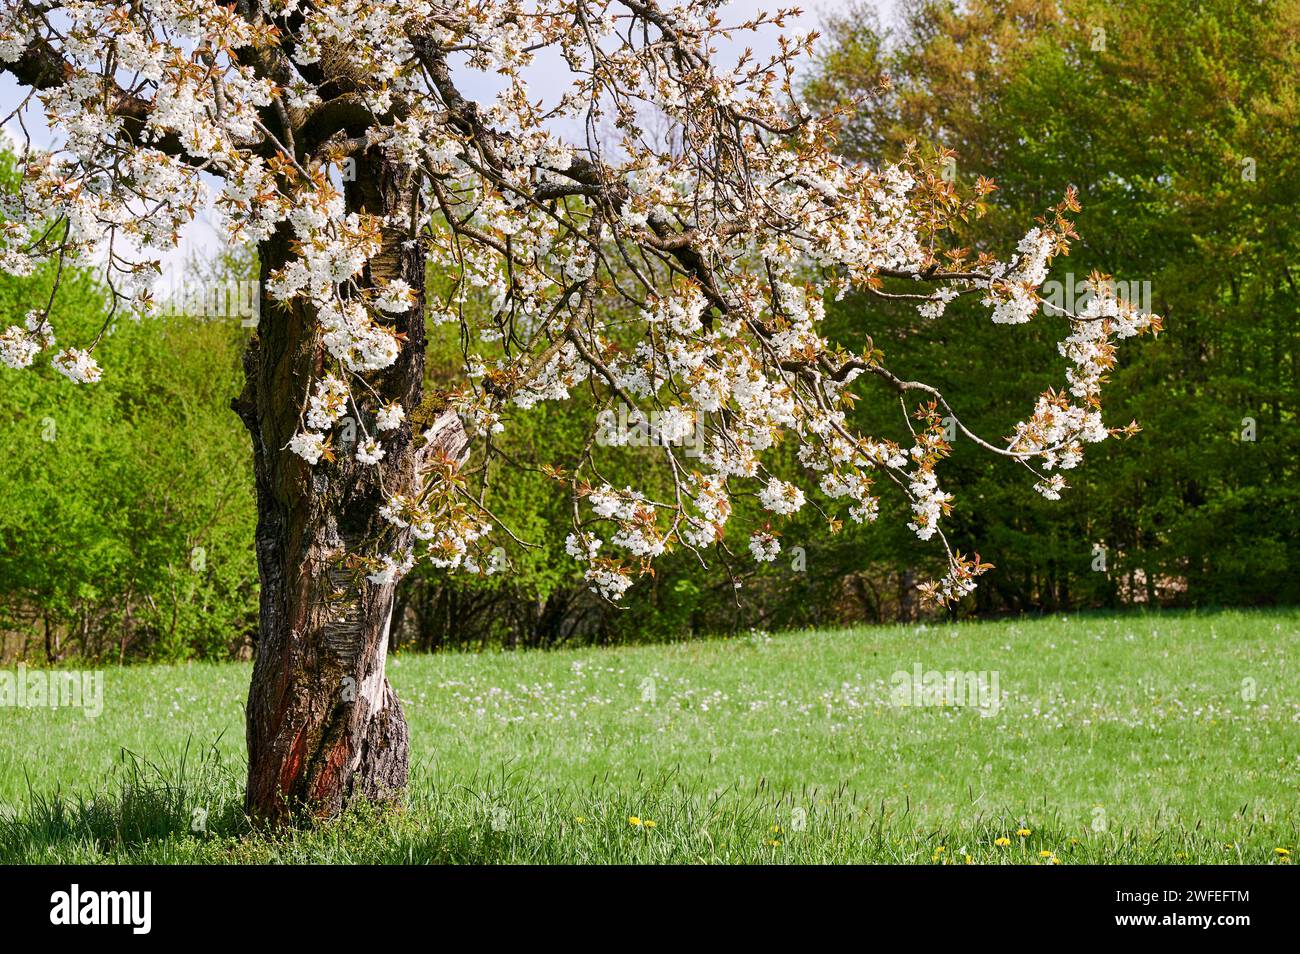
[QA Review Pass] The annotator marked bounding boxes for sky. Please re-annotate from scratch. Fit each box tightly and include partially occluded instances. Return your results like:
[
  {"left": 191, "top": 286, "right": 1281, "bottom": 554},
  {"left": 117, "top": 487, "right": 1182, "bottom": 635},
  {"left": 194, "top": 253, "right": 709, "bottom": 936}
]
[{"left": 0, "top": 1, "right": 901, "bottom": 276}]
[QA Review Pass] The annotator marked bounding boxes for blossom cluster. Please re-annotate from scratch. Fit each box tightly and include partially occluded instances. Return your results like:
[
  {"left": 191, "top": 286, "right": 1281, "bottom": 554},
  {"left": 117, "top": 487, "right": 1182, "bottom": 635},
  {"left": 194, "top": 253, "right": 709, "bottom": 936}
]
[{"left": 0, "top": 0, "right": 1161, "bottom": 604}]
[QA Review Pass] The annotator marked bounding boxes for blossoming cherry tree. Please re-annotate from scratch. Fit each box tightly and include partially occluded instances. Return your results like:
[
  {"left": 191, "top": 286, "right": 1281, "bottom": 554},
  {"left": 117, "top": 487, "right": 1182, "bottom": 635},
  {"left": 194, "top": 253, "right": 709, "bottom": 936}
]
[{"left": 0, "top": 0, "right": 1158, "bottom": 822}]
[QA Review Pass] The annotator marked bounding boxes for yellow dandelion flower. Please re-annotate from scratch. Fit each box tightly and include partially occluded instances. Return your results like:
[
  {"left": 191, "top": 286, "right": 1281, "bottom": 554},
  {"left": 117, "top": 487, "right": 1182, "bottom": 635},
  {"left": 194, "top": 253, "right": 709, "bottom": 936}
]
[
  {"left": 643, "top": 820, "right": 656, "bottom": 829},
  {"left": 1017, "top": 828, "right": 1032, "bottom": 837},
  {"left": 628, "top": 816, "right": 642, "bottom": 826},
  {"left": 1039, "top": 850, "right": 1054, "bottom": 858},
  {"left": 994, "top": 837, "right": 1011, "bottom": 847},
  {"left": 768, "top": 840, "right": 781, "bottom": 847},
  {"left": 574, "top": 816, "right": 586, "bottom": 824},
  {"left": 964, "top": 854, "right": 973, "bottom": 865},
  {"left": 1276, "top": 848, "right": 1291, "bottom": 857},
  {"left": 771, "top": 825, "right": 782, "bottom": 834}
]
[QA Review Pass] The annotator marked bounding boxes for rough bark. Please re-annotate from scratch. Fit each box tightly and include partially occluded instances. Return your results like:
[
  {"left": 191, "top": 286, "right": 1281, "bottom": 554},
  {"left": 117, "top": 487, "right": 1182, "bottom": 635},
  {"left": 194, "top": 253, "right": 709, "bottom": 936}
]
[{"left": 233, "top": 155, "right": 467, "bottom": 823}]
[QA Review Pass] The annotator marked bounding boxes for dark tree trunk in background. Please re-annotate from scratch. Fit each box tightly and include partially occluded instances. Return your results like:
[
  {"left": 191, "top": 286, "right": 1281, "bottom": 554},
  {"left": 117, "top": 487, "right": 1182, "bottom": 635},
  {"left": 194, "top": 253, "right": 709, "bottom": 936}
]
[
  {"left": 897, "top": 568, "right": 915, "bottom": 622},
  {"left": 232, "top": 154, "right": 466, "bottom": 823}
]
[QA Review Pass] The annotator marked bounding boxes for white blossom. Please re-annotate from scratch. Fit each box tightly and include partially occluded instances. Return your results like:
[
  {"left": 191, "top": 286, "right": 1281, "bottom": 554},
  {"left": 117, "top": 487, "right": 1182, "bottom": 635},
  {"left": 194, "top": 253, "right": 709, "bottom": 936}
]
[
  {"left": 289, "top": 431, "right": 326, "bottom": 464},
  {"left": 356, "top": 438, "right": 385, "bottom": 465},
  {"left": 51, "top": 348, "right": 102, "bottom": 384},
  {"left": 748, "top": 532, "right": 781, "bottom": 563}
]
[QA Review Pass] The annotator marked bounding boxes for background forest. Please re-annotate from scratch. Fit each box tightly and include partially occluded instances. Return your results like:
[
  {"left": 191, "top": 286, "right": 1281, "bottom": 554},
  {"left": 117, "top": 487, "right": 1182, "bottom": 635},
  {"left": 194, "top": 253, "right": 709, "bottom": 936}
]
[{"left": 2, "top": 0, "right": 1297, "bottom": 661}]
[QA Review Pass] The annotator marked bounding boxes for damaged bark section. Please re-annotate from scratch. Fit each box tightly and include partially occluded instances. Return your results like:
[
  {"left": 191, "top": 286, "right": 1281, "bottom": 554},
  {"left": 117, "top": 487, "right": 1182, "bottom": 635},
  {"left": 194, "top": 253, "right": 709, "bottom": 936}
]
[{"left": 233, "top": 154, "right": 468, "bottom": 824}]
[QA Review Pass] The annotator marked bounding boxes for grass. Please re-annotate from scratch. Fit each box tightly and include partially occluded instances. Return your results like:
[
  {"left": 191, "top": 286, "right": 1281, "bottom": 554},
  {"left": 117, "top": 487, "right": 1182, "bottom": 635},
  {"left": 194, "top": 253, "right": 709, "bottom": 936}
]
[{"left": 1, "top": 609, "right": 1297, "bottom": 863}]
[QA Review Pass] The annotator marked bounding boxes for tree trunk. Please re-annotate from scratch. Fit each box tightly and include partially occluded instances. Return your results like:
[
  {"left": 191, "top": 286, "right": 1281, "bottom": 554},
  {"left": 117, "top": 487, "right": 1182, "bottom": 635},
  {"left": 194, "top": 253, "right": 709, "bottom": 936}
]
[{"left": 232, "top": 155, "right": 466, "bottom": 823}]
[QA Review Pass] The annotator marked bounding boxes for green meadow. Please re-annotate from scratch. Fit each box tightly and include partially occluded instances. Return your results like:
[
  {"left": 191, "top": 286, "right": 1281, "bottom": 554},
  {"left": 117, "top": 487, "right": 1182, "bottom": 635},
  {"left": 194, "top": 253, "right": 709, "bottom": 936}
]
[{"left": 1, "top": 610, "right": 1296, "bottom": 864}]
